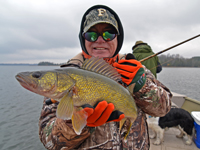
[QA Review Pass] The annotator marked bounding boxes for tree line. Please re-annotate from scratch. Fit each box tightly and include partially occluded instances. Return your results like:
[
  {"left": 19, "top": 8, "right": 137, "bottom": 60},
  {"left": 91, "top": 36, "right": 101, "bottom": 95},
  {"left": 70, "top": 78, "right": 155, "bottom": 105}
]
[
  {"left": 38, "top": 54, "right": 200, "bottom": 67},
  {"left": 158, "top": 54, "right": 200, "bottom": 67},
  {"left": 38, "top": 61, "right": 59, "bottom": 66}
]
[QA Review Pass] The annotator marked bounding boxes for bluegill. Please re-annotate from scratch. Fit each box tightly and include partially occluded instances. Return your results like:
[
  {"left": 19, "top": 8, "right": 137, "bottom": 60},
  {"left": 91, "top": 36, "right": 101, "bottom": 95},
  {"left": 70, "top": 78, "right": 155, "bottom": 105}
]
[{"left": 15, "top": 57, "right": 137, "bottom": 139}]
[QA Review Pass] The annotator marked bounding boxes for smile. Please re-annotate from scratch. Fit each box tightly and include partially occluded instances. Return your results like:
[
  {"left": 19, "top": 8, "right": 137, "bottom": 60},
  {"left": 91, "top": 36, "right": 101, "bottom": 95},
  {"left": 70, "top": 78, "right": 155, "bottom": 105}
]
[{"left": 94, "top": 48, "right": 107, "bottom": 50}]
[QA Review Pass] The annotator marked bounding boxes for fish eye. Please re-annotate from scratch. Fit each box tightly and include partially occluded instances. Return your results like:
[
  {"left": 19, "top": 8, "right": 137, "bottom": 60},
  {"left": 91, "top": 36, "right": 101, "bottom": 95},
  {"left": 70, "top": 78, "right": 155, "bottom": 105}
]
[{"left": 32, "top": 71, "right": 42, "bottom": 78}]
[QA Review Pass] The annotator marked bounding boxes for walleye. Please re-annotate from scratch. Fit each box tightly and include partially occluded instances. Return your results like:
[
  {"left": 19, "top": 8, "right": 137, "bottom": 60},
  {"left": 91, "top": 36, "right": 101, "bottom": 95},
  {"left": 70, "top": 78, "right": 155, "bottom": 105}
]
[{"left": 15, "top": 57, "right": 137, "bottom": 139}]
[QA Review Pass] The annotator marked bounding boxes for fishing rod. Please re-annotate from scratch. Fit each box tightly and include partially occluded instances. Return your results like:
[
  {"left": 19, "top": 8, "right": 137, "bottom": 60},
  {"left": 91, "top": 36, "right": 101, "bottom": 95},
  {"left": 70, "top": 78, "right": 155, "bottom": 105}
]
[{"left": 139, "top": 34, "right": 200, "bottom": 62}]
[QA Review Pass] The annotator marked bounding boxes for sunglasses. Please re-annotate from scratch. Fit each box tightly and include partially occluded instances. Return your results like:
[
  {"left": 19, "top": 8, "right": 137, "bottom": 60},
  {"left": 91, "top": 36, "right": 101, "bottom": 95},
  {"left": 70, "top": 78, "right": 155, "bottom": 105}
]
[{"left": 82, "top": 31, "right": 118, "bottom": 42}]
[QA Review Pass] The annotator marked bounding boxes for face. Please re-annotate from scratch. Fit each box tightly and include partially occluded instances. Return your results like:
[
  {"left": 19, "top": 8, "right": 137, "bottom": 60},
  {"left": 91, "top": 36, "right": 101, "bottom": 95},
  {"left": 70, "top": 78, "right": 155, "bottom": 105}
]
[{"left": 85, "top": 23, "right": 118, "bottom": 58}]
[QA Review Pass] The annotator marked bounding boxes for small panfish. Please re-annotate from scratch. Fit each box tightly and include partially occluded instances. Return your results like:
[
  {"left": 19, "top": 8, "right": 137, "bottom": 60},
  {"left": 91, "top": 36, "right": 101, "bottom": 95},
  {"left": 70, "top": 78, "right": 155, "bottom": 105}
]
[{"left": 15, "top": 57, "right": 137, "bottom": 140}]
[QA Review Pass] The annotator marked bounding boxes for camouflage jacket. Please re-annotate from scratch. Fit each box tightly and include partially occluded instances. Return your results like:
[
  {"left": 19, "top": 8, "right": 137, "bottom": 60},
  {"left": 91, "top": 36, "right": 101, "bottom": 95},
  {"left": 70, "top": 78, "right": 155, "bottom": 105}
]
[{"left": 39, "top": 53, "right": 172, "bottom": 150}]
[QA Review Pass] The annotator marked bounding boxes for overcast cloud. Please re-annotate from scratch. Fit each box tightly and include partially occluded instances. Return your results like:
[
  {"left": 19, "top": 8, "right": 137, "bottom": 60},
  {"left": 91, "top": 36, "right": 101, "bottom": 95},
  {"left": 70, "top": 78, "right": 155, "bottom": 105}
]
[{"left": 0, "top": 0, "right": 200, "bottom": 63}]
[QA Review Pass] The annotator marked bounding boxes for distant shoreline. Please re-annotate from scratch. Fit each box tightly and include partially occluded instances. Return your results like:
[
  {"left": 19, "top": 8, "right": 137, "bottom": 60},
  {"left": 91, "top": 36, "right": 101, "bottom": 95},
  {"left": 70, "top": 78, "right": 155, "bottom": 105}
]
[
  {"left": 162, "top": 66, "right": 200, "bottom": 68},
  {"left": 0, "top": 64, "right": 199, "bottom": 68},
  {"left": 0, "top": 63, "right": 59, "bottom": 66},
  {"left": 0, "top": 64, "right": 37, "bottom": 66}
]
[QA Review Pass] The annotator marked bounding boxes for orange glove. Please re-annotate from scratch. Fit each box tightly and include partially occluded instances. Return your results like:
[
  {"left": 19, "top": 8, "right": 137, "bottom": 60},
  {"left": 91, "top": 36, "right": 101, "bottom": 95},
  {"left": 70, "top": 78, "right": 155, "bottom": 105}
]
[
  {"left": 82, "top": 101, "right": 125, "bottom": 127},
  {"left": 113, "top": 53, "right": 146, "bottom": 92},
  {"left": 45, "top": 99, "right": 125, "bottom": 127}
]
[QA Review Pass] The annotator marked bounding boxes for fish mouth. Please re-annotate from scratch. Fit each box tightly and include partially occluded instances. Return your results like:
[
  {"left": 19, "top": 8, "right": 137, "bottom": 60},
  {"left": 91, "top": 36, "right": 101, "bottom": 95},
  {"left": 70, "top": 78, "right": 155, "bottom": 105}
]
[{"left": 15, "top": 74, "right": 37, "bottom": 92}]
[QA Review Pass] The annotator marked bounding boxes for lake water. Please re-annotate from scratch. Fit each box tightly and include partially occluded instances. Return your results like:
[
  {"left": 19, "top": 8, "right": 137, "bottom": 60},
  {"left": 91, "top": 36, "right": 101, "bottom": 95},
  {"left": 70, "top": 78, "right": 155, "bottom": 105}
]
[
  {"left": 0, "top": 66, "right": 199, "bottom": 150},
  {"left": 157, "top": 67, "right": 200, "bottom": 101}
]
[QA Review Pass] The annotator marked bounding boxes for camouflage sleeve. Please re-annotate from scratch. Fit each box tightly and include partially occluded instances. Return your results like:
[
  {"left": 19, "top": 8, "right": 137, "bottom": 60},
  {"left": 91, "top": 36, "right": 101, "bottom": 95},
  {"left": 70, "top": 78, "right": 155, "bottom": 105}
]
[
  {"left": 39, "top": 97, "right": 91, "bottom": 150},
  {"left": 133, "top": 66, "right": 172, "bottom": 117}
]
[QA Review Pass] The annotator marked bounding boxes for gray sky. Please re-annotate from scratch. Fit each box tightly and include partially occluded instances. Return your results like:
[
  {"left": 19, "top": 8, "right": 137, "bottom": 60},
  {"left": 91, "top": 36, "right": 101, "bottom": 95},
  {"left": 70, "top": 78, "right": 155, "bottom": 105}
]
[{"left": 1, "top": 0, "right": 200, "bottom": 64}]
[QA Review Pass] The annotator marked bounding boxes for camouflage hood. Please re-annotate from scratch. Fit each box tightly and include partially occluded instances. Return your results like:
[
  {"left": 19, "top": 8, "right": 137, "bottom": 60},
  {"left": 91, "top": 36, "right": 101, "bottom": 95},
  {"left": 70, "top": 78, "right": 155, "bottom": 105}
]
[{"left": 79, "top": 5, "right": 124, "bottom": 57}]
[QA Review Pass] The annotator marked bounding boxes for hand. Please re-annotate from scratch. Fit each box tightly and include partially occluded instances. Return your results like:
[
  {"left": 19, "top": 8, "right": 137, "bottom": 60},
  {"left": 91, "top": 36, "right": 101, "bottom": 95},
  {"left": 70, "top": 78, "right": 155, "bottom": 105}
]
[
  {"left": 82, "top": 101, "right": 125, "bottom": 127},
  {"left": 113, "top": 53, "right": 146, "bottom": 92}
]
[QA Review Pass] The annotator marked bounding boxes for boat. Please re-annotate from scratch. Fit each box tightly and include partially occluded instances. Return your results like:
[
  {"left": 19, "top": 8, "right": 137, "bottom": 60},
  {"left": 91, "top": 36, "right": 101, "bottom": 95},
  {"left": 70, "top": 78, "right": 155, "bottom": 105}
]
[{"left": 149, "top": 92, "right": 200, "bottom": 150}]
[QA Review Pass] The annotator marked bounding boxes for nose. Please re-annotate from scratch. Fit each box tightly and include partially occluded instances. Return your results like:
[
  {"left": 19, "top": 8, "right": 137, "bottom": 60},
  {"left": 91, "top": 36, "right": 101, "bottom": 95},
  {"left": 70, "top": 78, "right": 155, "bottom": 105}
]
[{"left": 96, "top": 35, "right": 105, "bottom": 43}]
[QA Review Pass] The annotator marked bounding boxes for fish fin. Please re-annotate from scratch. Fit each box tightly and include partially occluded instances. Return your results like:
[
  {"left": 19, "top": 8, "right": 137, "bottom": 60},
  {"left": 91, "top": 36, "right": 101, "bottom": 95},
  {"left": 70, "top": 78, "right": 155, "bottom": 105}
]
[
  {"left": 119, "top": 118, "right": 133, "bottom": 143},
  {"left": 119, "top": 118, "right": 126, "bottom": 131},
  {"left": 123, "top": 121, "right": 132, "bottom": 143},
  {"left": 56, "top": 90, "right": 73, "bottom": 120},
  {"left": 122, "top": 118, "right": 136, "bottom": 143},
  {"left": 71, "top": 107, "right": 88, "bottom": 135},
  {"left": 127, "top": 83, "right": 136, "bottom": 95},
  {"left": 82, "top": 57, "right": 122, "bottom": 83}
]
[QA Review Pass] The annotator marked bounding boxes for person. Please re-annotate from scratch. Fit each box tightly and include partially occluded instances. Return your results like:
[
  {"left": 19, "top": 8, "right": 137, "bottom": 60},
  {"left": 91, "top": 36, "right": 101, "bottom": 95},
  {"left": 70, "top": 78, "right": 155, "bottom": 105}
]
[
  {"left": 39, "top": 5, "right": 172, "bottom": 150},
  {"left": 132, "top": 41, "right": 162, "bottom": 78}
]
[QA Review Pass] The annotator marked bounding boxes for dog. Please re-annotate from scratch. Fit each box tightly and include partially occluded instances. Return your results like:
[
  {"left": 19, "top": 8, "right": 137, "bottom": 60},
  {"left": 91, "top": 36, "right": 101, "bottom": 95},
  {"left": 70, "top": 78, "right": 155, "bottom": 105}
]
[{"left": 147, "top": 107, "right": 194, "bottom": 145}]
